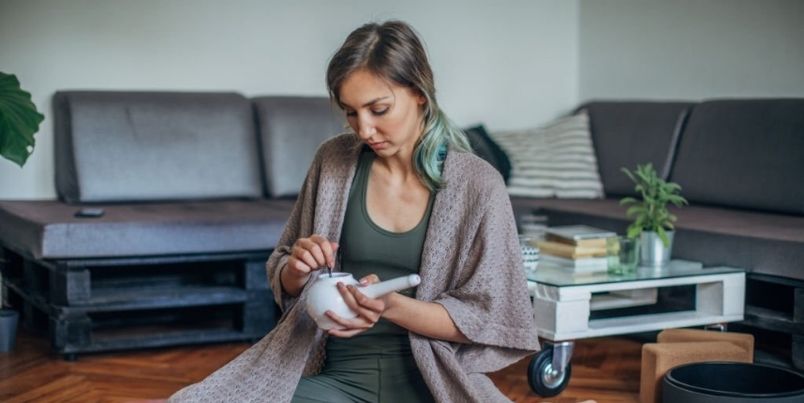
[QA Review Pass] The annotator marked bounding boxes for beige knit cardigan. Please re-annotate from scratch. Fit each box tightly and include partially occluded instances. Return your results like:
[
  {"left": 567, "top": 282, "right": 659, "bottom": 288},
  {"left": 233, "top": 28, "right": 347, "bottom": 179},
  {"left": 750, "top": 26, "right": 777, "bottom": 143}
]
[{"left": 170, "top": 134, "right": 540, "bottom": 402}]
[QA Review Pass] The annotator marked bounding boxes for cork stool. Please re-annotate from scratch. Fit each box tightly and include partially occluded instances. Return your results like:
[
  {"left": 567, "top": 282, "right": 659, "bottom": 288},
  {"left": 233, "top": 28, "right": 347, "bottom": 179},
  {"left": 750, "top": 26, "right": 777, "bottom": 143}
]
[{"left": 640, "top": 328, "right": 754, "bottom": 403}]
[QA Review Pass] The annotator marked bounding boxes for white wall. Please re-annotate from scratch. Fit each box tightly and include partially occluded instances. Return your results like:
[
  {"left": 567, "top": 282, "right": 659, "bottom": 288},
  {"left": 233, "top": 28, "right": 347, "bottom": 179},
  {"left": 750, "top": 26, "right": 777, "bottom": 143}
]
[
  {"left": 6, "top": 0, "right": 803, "bottom": 200},
  {"left": 0, "top": 0, "right": 579, "bottom": 199},
  {"left": 579, "top": 0, "right": 804, "bottom": 101}
]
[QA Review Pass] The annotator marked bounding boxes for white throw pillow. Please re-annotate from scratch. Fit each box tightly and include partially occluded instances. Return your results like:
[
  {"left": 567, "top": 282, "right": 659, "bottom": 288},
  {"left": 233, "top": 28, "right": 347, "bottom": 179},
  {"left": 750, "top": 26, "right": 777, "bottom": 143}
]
[{"left": 489, "top": 111, "right": 605, "bottom": 198}]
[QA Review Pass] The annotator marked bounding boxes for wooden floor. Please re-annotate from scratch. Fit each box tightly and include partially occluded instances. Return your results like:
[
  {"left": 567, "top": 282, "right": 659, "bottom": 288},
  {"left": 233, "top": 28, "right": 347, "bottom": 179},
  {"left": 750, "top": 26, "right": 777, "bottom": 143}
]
[{"left": 1, "top": 328, "right": 641, "bottom": 402}]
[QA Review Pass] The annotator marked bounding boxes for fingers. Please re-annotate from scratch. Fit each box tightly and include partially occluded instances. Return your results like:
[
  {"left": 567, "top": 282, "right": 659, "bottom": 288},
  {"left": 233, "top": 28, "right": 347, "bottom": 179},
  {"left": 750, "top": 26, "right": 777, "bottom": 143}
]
[
  {"left": 287, "top": 235, "right": 339, "bottom": 278},
  {"left": 325, "top": 281, "right": 388, "bottom": 338},
  {"left": 293, "top": 235, "right": 338, "bottom": 269},
  {"left": 337, "top": 282, "right": 384, "bottom": 320},
  {"left": 324, "top": 309, "right": 370, "bottom": 331},
  {"left": 358, "top": 274, "right": 380, "bottom": 285},
  {"left": 294, "top": 239, "right": 325, "bottom": 268},
  {"left": 310, "top": 235, "right": 338, "bottom": 268},
  {"left": 350, "top": 284, "right": 386, "bottom": 312},
  {"left": 324, "top": 309, "right": 375, "bottom": 339},
  {"left": 285, "top": 255, "right": 312, "bottom": 277}
]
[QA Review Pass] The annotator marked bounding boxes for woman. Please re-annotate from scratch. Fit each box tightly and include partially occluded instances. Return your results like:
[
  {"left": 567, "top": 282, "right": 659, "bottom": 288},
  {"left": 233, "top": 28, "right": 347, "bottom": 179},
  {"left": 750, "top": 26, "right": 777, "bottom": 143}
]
[{"left": 170, "top": 20, "right": 538, "bottom": 403}]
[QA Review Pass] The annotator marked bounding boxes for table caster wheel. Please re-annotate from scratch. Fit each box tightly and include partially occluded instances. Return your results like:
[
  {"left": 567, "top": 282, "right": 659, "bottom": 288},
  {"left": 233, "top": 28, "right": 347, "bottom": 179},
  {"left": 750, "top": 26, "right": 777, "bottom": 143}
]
[{"left": 528, "top": 345, "right": 572, "bottom": 397}]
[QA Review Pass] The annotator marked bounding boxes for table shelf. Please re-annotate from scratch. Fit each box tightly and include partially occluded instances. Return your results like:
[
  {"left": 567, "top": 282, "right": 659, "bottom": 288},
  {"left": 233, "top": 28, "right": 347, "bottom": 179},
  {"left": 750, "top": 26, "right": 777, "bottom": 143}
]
[{"left": 529, "top": 260, "right": 745, "bottom": 341}]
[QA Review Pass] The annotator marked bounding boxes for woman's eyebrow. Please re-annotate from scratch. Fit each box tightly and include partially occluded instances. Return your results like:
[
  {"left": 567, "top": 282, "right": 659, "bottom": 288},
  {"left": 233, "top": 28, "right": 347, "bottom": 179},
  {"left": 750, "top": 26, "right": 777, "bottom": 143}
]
[
  {"left": 361, "top": 96, "right": 390, "bottom": 107},
  {"left": 342, "top": 96, "right": 391, "bottom": 110}
]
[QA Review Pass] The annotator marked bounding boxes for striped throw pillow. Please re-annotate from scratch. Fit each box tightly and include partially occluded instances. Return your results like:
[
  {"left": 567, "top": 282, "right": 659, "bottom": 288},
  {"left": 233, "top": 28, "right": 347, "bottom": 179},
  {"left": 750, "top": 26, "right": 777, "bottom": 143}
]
[{"left": 488, "top": 111, "right": 605, "bottom": 198}]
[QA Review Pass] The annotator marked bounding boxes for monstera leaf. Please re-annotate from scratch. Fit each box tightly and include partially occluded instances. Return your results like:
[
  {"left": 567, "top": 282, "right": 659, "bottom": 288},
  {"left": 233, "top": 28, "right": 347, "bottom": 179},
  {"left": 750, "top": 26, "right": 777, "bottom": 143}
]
[{"left": 0, "top": 72, "right": 44, "bottom": 167}]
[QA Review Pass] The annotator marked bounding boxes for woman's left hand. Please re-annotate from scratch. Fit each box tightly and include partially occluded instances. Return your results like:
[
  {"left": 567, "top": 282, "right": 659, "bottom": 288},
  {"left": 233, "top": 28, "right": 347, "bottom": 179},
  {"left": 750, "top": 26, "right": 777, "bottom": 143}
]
[{"left": 326, "top": 274, "right": 388, "bottom": 338}]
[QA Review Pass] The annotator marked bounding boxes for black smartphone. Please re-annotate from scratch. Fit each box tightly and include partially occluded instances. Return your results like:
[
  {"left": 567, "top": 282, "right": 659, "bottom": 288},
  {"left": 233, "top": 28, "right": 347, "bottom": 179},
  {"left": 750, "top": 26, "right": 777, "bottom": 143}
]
[{"left": 74, "top": 208, "right": 105, "bottom": 218}]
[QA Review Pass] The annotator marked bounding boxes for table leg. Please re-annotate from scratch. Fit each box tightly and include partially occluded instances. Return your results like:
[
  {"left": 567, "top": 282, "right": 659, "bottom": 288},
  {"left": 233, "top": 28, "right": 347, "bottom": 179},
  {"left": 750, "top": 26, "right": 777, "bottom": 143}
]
[{"left": 705, "top": 322, "right": 728, "bottom": 332}]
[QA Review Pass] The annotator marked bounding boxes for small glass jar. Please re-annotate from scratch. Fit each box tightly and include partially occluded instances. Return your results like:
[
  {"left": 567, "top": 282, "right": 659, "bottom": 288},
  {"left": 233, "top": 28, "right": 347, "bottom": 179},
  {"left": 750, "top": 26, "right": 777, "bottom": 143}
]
[{"left": 607, "top": 236, "right": 639, "bottom": 275}]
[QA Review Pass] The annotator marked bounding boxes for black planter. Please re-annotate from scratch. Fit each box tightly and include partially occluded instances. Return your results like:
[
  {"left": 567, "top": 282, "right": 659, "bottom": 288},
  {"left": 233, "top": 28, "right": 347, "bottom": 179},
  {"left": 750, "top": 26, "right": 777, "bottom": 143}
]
[
  {"left": 663, "top": 361, "right": 804, "bottom": 403},
  {"left": 0, "top": 309, "right": 19, "bottom": 352}
]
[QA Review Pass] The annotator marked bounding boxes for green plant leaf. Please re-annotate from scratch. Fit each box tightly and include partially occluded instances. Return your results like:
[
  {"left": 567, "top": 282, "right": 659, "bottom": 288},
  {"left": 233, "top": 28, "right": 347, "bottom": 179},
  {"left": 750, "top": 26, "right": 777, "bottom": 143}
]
[
  {"left": 621, "top": 167, "right": 636, "bottom": 184},
  {"left": 668, "top": 195, "right": 688, "bottom": 206},
  {"left": 619, "top": 162, "right": 686, "bottom": 235},
  {"left": 627, "top": 224, "right": 642, "bottom": 239},
  {"left": 0, "top": 72, "right": 44, "bottom": 167},
  {"left": 625, "top": 205, "right": 645, "bottom": 218}
]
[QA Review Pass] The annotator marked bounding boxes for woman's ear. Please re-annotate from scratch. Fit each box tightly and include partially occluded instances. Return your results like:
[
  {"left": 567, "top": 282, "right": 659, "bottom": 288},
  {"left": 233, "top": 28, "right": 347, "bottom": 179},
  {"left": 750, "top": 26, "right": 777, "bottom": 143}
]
[{"left": 411, "top": 88, "right": 427, "bottom": 106}]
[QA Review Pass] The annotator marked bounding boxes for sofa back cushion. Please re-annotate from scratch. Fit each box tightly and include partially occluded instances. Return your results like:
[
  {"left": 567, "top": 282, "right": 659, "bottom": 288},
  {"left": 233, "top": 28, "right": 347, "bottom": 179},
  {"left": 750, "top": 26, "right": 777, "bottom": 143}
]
[
  {"left": 253, "top": 96, "right": 345, "bottom": 198},
  {"left": 54, "top": 91, "right": 262, "bottom": 203},
  {"left": 490, "top": 112, "right": 605, "bottom": 199},
  {"left": 670, "top": 99, "right": 804, "bottom": 215},
  {"left": 579, "top": 101, "right": 694, "bottom": 197}
]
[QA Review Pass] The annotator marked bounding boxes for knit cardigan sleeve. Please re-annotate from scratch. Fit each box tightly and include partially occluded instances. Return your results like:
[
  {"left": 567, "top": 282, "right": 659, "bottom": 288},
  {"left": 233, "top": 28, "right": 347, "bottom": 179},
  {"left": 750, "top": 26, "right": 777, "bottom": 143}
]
[
  {"left": 430, "top": 156, "right": 540, "bottom": 373},
  {"left": 266, "top": 146, "right": 324, "bottom": 313}
]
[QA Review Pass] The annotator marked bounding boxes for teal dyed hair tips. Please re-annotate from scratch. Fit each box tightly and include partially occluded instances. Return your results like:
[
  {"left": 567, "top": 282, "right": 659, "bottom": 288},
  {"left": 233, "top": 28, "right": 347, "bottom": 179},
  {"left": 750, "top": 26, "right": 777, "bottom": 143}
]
[{"left": 413, "top": 106, "right": 471, "bottom": 191}]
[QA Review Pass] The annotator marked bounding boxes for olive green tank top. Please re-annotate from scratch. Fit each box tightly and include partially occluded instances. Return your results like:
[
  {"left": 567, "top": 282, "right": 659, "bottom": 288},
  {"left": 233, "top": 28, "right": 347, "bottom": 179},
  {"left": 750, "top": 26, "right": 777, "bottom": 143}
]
[{"left": 327, "top": 148, "right": 434, "bottom": 355}]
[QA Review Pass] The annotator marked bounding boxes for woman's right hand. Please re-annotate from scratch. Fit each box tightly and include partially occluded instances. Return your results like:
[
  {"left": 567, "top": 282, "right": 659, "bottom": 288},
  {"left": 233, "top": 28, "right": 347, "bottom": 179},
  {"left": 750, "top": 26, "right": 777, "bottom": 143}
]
[{"left": 281, "top": 235, "right": 339, "bottom": 296}]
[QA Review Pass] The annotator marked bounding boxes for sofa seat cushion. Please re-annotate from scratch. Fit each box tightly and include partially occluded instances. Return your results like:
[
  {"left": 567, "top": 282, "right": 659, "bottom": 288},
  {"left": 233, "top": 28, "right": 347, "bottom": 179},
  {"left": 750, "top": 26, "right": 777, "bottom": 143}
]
[
  {"left": 0, "top": 199, "right": 296, "bottom": 260},
  {"left": 510, "top": 197, "right": 804, "bottom": 281}
]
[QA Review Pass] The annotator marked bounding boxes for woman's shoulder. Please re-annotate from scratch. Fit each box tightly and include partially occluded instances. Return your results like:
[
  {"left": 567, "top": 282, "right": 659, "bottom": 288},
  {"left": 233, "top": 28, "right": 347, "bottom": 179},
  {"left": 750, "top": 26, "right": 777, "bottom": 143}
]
[
  {"left": 444, "top": 150, "right": 508, "bottom": 202},
  {"left": 447, "top": 151, "right": 506, "bottom": 187}
]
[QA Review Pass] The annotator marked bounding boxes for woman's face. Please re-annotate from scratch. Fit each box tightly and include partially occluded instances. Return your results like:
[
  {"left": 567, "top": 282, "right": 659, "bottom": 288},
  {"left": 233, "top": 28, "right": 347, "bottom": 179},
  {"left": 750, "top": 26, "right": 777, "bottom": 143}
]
[{"left": 338, "top": 69, "right": 426, "bottom": 159}]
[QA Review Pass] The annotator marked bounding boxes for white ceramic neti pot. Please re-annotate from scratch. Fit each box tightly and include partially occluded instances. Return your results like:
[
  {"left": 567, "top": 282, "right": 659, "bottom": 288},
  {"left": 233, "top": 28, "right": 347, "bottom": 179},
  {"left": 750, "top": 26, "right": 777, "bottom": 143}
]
[{"left": 306, "top": 272, "right": 421, "bottom": 330}]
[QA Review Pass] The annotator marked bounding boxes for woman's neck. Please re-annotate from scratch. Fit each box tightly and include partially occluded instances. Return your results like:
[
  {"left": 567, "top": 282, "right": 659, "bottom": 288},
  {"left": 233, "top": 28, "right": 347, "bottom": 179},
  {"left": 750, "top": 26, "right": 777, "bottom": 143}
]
[
  {"left": 373, "top": 152, "right": 417, "bottom": 184},
  {"left": 372, "top": 126, "right": 424, "bottom": 182}
]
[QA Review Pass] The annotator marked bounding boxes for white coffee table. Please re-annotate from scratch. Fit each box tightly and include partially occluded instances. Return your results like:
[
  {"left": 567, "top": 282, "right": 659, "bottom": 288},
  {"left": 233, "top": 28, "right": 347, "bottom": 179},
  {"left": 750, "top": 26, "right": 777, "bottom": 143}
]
[{"left": 525, "top": 260, "right": 745, "bottom": 397}]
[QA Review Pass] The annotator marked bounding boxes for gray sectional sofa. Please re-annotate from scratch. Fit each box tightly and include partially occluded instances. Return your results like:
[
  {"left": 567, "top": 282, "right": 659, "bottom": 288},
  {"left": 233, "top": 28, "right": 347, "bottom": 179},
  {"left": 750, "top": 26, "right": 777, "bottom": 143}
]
[
  {"left": 511, "top": 99, "right": 804, "bottom": 370},
  {"left": 0, "top": 92, "right": 801, "bottom": 368},
  {"left": 0, "top": 92, "right": 344, "bottom": 357}
]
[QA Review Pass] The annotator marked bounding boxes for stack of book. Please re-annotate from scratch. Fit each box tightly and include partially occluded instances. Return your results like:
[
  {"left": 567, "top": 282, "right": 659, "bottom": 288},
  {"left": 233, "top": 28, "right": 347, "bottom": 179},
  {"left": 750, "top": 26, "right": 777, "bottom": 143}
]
[{"left": 537, "top": 225, "right": 616, "bottom": 273}]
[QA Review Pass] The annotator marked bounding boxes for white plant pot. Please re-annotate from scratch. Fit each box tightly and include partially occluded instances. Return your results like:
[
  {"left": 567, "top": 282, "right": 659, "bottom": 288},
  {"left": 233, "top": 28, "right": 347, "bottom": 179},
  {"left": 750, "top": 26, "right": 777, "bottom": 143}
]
[{"left": 639, "top": 231, "right": 674, "bottom": 267}]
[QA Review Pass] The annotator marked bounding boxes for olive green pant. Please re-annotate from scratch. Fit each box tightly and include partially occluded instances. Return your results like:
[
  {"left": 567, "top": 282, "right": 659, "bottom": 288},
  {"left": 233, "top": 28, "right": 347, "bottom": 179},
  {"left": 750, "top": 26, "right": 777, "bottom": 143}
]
[{"left": 291, "top": 349, "right": 434, "bottom": 403}]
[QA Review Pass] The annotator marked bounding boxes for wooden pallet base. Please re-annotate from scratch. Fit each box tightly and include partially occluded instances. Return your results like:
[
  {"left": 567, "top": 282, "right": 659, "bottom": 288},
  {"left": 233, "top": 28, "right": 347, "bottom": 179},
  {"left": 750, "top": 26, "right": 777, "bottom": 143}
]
[
  {"left": 1, "top": 247, "right": 278, "bottom": 358},
  {"left": 739, "top": 273, "right": 803, "bottom": 370}
]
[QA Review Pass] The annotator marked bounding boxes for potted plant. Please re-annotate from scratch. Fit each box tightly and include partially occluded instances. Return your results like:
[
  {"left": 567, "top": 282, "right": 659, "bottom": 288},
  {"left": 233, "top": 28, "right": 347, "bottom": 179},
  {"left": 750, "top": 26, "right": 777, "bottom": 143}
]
[
  {"left": 1, "top": 72, "right": 44, "bottom": 166},
  {"left": 0, "top": 71, "right": 44, "bottom": 351},
  {"left": 620, "top": 163, "right": 688, "bottom": 267}
]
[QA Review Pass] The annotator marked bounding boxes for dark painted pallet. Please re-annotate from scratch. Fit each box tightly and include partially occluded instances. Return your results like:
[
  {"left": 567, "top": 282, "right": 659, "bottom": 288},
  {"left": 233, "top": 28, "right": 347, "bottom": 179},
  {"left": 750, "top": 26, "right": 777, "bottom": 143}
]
[
  {"left": 742, "top": 273, "right": 804, "bottom": 370},
  {"left": 7, "top": 281, "right": 275, "bottom": 356},
  {"left": 1, "top": 246, "right": 278, "bottom": 358},
  {"left": 7, "top": 278, "right": 272, "bottom": 314},
  {"left": 745, "top": 306, "right": 804, "bottom": 335},
  {"left": 2, "top": 248, "right": 270, "bottom": 301},
  {"left": 53, "top": 302, "right": 275, "bottom": 355}
]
